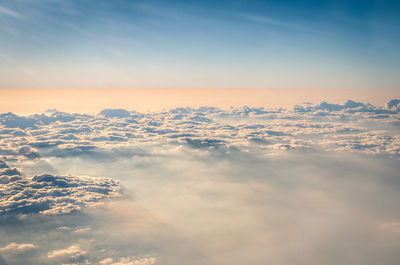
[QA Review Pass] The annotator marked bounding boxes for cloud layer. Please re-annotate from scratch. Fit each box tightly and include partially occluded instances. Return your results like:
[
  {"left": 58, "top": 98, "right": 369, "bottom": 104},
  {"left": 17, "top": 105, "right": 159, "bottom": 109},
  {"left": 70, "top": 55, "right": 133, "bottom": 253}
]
[
  {"left": 0, "top": 99, "right": 399, "bottom": 160},
  {"left": 0, "top": 99, "right": 399, "bottom": 265}
]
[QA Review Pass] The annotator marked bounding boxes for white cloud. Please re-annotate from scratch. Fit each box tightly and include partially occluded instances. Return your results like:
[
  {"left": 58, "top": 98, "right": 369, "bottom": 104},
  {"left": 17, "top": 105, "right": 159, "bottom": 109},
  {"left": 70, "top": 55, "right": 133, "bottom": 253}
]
[
  {"left": 0, "top": 242, "right": 36, "bottom": 254},
  {"left": 109, "top": 257, "right": 157, "bottom": 265},
  {"left": 0, "top": 6, "right": 23, "bottom": 19},
  {"left": 100, "top": 109, "right": 131, "bottom": 118},
  {"left": 47, "top": 244, "right": 86, "bottom": 259},
  {"left": 0, "top": 99, "right": 399, "bottom": 265},
  {"left": 239, "top": 13, "right": 305, "bottom": 31},
  {"left": 99, "top": 257, "right": 114, "bottom": 264},
  {"left": 73, "top": 227, "right": 91, "bottom": 233},
  {"left": 0, "top": 161, "right": 120, "bottom": 216},
  {"left": 0, "top": 100, "right": 399, "bottom": 163}
]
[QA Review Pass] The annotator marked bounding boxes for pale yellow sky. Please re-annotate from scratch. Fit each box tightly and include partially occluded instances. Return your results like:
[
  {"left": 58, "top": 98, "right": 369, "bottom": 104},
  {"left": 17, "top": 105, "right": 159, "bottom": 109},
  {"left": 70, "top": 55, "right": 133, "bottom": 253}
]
[{"left": 0, "top": 88, "right": 397, "bottom": 114}]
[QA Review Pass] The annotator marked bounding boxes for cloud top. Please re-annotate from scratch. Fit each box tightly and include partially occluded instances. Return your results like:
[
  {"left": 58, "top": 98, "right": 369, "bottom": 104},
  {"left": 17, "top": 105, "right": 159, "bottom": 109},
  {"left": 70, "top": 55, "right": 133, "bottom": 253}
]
[
  {"left": 47, "top": 244, "right": 87, "bottom": 259},
  {"left": 0, "top": 161, "right": 119, "bottom": 216},
  {"left": 0, "top": 242, "right": 36, "bottom": 254}
]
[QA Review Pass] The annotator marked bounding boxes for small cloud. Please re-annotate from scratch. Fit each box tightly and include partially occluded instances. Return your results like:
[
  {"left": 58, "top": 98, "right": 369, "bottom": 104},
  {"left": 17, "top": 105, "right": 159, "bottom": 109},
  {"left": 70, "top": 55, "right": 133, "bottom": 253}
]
[
  {"left": 238, "top": 13, "right": 305, "bottom": 31},
  {"left": 0, "top": 6, "right": 23, "bottom": 19},
  {"left": 0, "top": 242, "right": 36, "bottom": 254},
  {"left": 47, "top": 244, "right": 86, "bottom": 259},
  {"left": 387, "top": 99, "right": 400, "bottom": 111},
  {"left": 57, "top": 226, "right": 72, "bottom": 231},
  {"left": 74, "top": 227, "right": 91, "bottom": 233},
  {"left": 0, "top": 112, "right": 37, "bottom": 129},
  {"left": 100, "top": 109, "right": 131, "bottom": 118},
  {"left": 108, "top": 257, "right": 157, "bottom": 265},
  {"left": 380, "top": 222, "right": 400, "bottom": 234},
  {"left": 99, "top": 258, "right": 113, "bottom": 264}
]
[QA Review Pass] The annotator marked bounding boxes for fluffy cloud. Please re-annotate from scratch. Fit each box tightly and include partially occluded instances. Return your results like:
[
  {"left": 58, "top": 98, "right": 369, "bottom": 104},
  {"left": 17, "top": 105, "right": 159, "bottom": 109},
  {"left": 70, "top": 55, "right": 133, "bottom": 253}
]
[
  {"left": 387, "top": 99, "right": 400, "bottom": 111},
  {"left": 0, "top": 160, "right": 119, "bottom": 216},
  {"left": 0, "top": 242, "right": 36, "bottom": 254},
  {"left": 47, "top": 244, "right": 87, "bottom": 259},
  {"left": 100, "top": 109, "right": 131, "bottom": 118},
  {"left": 99, "top": 257, "right": 157, "bottom": 265},
  {"left": 0, "top": 99, "right": 399, "bottom": 265},
  {"left": 0, "top": 99, "right": 397, "bottom": 158},
  {"left": 0, "top": 112, "right": 37, "bottom": 129}
]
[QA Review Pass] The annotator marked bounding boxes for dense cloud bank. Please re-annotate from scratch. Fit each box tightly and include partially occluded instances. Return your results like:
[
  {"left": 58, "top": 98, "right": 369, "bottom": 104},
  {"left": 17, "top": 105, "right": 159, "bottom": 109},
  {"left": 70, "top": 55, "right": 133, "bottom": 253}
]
[
  {"left": 0, "top": 160, "right": 119, "bottom": 216},
  {"left": 0, "top": 100, "right": 399, "bottom": 265},
  {"left": 0, "top": 99, "right": 399, "bottom": 159}
]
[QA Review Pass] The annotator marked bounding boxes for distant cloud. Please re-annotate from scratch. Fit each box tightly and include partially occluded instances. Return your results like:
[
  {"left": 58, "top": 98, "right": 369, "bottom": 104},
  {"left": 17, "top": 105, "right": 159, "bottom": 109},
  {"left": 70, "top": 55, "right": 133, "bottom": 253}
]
[
  {"left": 100, "top": 109, "right": 131, "bottom": 118},
  {"left": 0, "top": 99, "right": 399, "bottom": 218},
  {"left": 0, "top": 99, "right": 399, "bottom": 161},
  {"left": 0, "top": 6, "right": 23, "bottom": 19},
  {"left": 387, "top": 99, "right": 400, "bottom": 111},
  {"left": 0, "top": 242, "right": 36, "bottom": 254},
  {"left": 47, "top": 244, "right": 86, "bottom": 259},
  {"left": 101, "top": 257, "right": 157, "bottom": 265},
  {"left": 0, "top": 99, "right": 399, "bottom": 265},
  {"left": 238, "top": 13, "right": 305, "bottom": 31},
  {"left": 380, "top": 222, "right": 400, "bottom": 234},
  {"left": 0, "top": 112, "right": 37, "bottom": 129},
  {"left": 100, "top": 258, "right": 114, "bottom": 264}
]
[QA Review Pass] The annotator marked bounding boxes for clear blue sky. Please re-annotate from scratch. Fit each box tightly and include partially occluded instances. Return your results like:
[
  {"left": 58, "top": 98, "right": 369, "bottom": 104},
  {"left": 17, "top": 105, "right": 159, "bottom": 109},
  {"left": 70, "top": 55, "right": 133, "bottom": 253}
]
[{"left": 0, "top": 0, "right": 399, "bottom": 91}]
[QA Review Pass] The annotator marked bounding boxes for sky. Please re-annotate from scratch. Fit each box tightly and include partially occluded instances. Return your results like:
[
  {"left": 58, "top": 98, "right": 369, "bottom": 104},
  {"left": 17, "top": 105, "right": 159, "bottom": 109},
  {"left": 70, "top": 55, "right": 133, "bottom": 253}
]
[{"left": 0, "top": 0, "right": 399, "bottom": 97}]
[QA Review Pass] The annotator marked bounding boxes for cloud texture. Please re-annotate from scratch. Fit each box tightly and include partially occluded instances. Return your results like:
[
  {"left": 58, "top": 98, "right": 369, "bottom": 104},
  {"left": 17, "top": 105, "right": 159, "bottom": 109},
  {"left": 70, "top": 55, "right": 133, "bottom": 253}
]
[
  {"left": 0, "top": 161, "right": 119, "bottom": 216},
  {"left": 0, "top": 99, "right": 399, "bottom": 159},
  {"left": 0, "top": 99, "right": 399, "bottom": 265}
]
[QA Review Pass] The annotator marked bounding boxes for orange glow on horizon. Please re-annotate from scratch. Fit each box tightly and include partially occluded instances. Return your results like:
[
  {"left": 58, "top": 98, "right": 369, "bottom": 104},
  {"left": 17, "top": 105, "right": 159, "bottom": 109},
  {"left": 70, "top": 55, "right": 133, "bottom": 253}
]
[{"left": 0, "top": 87, "right": 394, "bottom": 114}]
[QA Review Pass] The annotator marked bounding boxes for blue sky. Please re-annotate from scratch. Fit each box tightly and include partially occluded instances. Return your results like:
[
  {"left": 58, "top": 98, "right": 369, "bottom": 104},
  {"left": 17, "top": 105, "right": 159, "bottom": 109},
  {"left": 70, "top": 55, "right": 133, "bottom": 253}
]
[{"left": 0, "top": 0, "right": 400, "bottom": 91}]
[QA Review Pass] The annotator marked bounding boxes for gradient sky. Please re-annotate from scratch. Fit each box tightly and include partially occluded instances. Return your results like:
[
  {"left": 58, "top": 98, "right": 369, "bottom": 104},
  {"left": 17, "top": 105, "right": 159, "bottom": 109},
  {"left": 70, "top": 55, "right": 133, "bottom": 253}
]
[{"left": 0, "top": 0, "right": 399, "bottom": 93}]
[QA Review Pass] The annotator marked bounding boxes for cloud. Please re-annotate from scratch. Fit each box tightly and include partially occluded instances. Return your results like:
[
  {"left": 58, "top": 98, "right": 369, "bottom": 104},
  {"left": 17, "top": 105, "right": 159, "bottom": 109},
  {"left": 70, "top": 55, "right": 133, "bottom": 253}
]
[
  {"left": 100, "top": 258, "right": 114, "bottom": 264},
  {"left": 0, "top": 160, "right": 8, "bottom": 169},
  {"left": 99, "top": 257, "right": 157, "bottom": 265},
  {"left": 0, "top": 99, "right": 399, "bottom": 264},
  {"left": 294, "top": 99, "right": 398, "bottom": 115},
  {"left": 238, "top": 13, "right": 305, "bottom": 31},
  {"left": 0, "top": 165, "right": 22, "bottom": 177},
  {"left": 47, "top": 244, "right": 86, "bottom": 259},
  {"left": 0, "top": 112, "right": 37, "bottom": 129},
  {"left": 0, "top": 161, "right": 120, "bottom": 216},
  {"left": 18, "top": 146, "right": 41, "bottom": 160},
  {"left": 73, "top": 227, "right": 91, "bottom": 233},
  {"left": 387, "top": 99, "right": 400, "bottom": 111},
  {"left": 0, "top": 242, "right": 36, "bottom": 254},
  {"left": 100, "top": 109, "right": 131, "bottom": 118},
  {"left": 380, "top": 222, "right": 400, "bottom": 234},
  {"left": 183, "top": 138, "right": 226, "bottom": 149},
  {"left": 0, "top": 99, "right": 398, "bottom": 162},
  {"left": 0, "top": 6, "right": 23, "bottom": 19}
]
